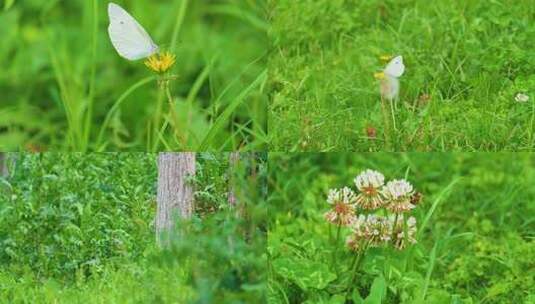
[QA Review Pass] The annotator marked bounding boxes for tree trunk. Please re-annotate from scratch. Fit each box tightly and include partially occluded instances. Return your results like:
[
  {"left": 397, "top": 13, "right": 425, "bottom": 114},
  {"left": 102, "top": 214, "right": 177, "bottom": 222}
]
[
  {"left": 0, "top": 153, "right": 8, "bottom": 177},
  {"left": 156, "top": 152, "right": 196, "bottom": 246},
  {"left": 227, "top": 152, "right": 240, "bottom": 207}
]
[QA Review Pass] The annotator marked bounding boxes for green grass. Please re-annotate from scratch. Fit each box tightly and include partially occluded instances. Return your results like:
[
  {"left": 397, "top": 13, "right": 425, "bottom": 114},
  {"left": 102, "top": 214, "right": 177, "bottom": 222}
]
[
  {"left": 0, "top": 153, "right": 267, "bottom": 303},
  {"left": 0, "top": 0, "right": 267, "bottom": 151},
  {"left": 268, "top": 153, "right": 535, "bottom": 303},
  {"left": 269, "top": 0, "right": 535, "bottom": 151}
]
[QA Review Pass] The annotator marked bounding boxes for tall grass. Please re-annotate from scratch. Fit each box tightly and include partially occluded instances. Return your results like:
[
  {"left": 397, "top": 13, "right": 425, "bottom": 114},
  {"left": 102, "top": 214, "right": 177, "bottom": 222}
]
[
  {"left": 269, "top": 0, "right": 535, "bottom": 151},
  {"left": 0, "top": 0, "right": 267, "bottom": 151}
]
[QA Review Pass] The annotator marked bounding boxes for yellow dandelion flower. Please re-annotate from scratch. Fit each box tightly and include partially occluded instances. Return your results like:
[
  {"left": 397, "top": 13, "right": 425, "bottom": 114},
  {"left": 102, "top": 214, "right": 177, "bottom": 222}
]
[
  {"left": 144, "top": 51, "right": 176, "bottom": 73},
  {"left": 379, "top": 55, "right": 394, "bottom": 62},
  {"left": 374, "top": 71, "right": 385, "bottom": 80}
]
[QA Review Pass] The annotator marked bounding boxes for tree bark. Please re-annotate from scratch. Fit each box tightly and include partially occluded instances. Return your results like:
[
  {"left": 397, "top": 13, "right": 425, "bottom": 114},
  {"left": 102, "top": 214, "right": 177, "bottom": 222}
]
[
  {"left": 0, "top": 153, "right": 7, "bottom": 177},
  {"left": 227, "top": 152, "right": 240, "bottom": 207},
  {"left": 156, "top": 152, "right": 196, "bottom": 246}
]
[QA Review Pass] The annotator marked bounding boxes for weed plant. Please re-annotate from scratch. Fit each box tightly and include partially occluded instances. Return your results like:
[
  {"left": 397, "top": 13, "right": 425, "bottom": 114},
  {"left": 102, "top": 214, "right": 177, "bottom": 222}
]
[{"left": 268, "top": 153, "right": 535, "bottom": 303}]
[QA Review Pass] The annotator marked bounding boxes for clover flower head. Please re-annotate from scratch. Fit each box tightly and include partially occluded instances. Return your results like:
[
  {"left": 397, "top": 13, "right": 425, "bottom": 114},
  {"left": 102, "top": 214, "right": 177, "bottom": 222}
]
[
  {"left": 390, "top": 215, "right": 417, "bottom": 250},
  {"left": 346, "top": 214, "right": 391, "bottom": 250},
  {"left": 354, "top": 169, "right": 385, "bottom": 210},
  {"left": 355, "top": 169, "right": 385, "bottom": 190},
  {"left": 382, "top": 179, "right": 415, "bottom": 212},
  {"left": 327, "top": 187, "right": 356, "bottom": 206},
  {"left": 325, "top": 187, "right": 357, "bottom": 226}
]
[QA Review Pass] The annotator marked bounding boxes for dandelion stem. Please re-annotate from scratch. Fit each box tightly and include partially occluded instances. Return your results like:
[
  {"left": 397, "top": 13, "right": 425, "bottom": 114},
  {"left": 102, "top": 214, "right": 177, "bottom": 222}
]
[
  {"left": 151, "top": 83, "right": 166, "bottom": 151},
  {"left": 164, "top": 83, "right": 187, "bottom": 148},
  {"left": 380, "top": 95, "right": 392, "bottom": 150},
  {"left": 390, "top": 99, "right": 397, "bottom": 131}
]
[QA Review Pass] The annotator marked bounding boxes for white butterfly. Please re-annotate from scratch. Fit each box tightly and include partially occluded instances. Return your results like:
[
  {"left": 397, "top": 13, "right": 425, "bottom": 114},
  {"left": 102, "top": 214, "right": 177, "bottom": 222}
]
[
  {"left": 381, "top": 55, "right": 405, "bottom": 101},
  {"left": 384, "top": 55, "right": 405, "bottom": 78},
  {"left": 108, "top": 2, "right": 159, "bottom": 61}
]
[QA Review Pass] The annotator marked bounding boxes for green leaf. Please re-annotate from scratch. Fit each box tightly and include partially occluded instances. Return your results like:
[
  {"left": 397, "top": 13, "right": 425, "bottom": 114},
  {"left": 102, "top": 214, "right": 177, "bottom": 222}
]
[
  {"left": 484, "top": 282, "right": 509, "bottom": 299},
  {"left": 363, "top": 276, "right": 386, "bottom": 304},
  {"left": 4, "top": 0, "right": 14, "bottom": 10},
  {"left": 351, "top": 289, "right": 364, "bottom": 304},
  {"left": 272, "top": 257, "right": 336, "bottom": 291},
  {"left": 328, "top": 294, "right": 346, "bottom": 304},
  {"left": 425, "top": 289, "right": 452, "bottom": 304}
]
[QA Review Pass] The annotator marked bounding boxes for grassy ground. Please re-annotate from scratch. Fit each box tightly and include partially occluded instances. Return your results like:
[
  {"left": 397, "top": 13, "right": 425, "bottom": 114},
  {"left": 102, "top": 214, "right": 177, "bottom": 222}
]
[
  {"left": 0, "top": 153, "right": 267, "bottom": 303},
  {"left": 268, "top": 153, "right": 535, "bottom": 303},
  {"left": 0, "top": 0, "right": 267, "bottom": 151},
  {"left": 269, "top": 0, "right": 535, "bottom": 151}
]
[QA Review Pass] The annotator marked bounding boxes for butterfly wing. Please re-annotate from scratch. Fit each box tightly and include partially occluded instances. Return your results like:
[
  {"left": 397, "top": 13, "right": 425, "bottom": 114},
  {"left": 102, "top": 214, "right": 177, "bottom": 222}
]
[
  {"left": 384, "top": 55, "right": 405, "bottom": 78},
  {"left": 108, "top": 3, "right": 159, "bottom": 61}
]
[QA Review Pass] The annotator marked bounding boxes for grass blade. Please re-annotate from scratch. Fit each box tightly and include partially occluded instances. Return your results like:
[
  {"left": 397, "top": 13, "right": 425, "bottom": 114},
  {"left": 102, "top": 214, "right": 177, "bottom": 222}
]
[
  {"left": 198, "top": 69, "right": 267, "bottom": 151},
  {"left": 417, "top": 177, "right": 460, "bottom": 240},
  {"left": 96, "top": 76, "right": 156, "bottom": 150}
]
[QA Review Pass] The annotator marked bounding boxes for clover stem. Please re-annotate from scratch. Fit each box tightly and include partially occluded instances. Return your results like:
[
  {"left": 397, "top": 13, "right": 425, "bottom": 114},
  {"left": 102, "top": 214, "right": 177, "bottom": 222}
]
[
  {"left": 331, "top": 222, "right": 342, "bottom": 268},
  {"left": 391, "top": 212, "right": 400, "bottom": 241},
  {"left": 346, "top": 241, "right": 370, "bottom": 299}
]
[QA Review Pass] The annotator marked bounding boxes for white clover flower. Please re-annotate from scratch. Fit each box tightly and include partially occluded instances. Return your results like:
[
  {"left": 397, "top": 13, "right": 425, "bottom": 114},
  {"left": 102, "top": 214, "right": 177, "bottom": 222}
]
[
  {"left": 515, "top": 93, "right": 529, "bottom": 103},
  {"left": 327, "top": 187, "right": 356, "bottom": 206},
  {"left": 382, "top": 179, "right": 415, "bottom": 212},
  {"left": 325, "top": 187, "right": 357, "bottom": 226},
  {"left": 390, "top": 215, "right": 417, "bottom": 250},
  {"left": 354, "top": 169, "right": 385, "bottom": 210},
  {"left": 346, "top": 214, "right": 391, "bottom": 250},
  {"left": 354, "top": 169, "right": 385, "bottom": 190}
]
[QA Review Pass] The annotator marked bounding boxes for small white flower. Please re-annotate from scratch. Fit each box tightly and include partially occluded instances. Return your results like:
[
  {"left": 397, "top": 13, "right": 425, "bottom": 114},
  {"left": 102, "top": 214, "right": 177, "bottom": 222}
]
[
  {"left": 407, "top": 216, "right": 417, "bottom": 226},
  {"left": 347, "top": 214, "right": 392, "bottom": 250},
  {"left": 354, "top": 169, "right": 385, "bottom": 190},
  {"left": 325, "top": 187, "right": 357, "bottom": 226},
  {"left": 354, "top": 169, "right": 385, "bottom": 210},
  {"left": 515, "top": 93, "right": 529, "bottom": 103},
  {"left": 390, "top": 215, "right": 418, "bottom": 250},
  {"left": 383, "top": 179, "right": 413, "bottom": 198},
  {"left": 327, "top": 187, "right": 356, "bottom": 206},
  {"left": 382, "top": 179, "right": 415, "bottom": 212}
]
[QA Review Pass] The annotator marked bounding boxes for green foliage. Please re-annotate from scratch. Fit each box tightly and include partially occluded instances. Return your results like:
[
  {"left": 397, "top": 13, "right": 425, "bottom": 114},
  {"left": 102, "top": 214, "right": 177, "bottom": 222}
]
[
  {"left": 0, "top": 153, "right": 267, "bottom": 303},
  {"left": 0, "top": 153, "right": 157, "bottom": 280},
  {"left": 269, "top": 0, "right": 535, "bottom": 151},
  {"left": 194, "top": 152, "right": 268, "bottom": 216},
  {"left": 267, "top": 153, "right": 535, "bottom": 303},
  {"left": 158, "top": 210, "right": 267, "bottom": 303},
  {"left": 0, "top": 0, "right": 267, "bottom": 151}
]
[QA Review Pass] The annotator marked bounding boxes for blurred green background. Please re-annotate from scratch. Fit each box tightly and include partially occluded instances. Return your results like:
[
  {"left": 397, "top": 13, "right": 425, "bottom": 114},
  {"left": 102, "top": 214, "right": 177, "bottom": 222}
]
[
  {"left": 268, "top": 153, "right": 535, "bottom": 303},
  {"left": 0, "top": 0, "right": 267, "bottom": 151}
]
